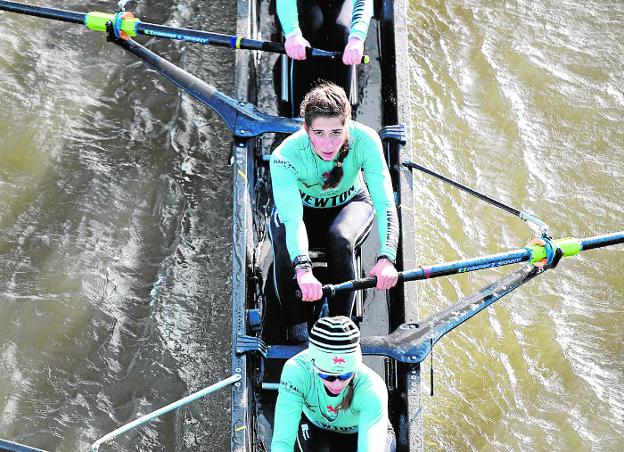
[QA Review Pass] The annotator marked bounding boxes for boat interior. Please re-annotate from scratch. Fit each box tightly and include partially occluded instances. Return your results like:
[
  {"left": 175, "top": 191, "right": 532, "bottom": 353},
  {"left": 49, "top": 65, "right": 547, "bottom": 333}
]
[{"left": 229, "top": 0, "right": 421, "bottom": 450}]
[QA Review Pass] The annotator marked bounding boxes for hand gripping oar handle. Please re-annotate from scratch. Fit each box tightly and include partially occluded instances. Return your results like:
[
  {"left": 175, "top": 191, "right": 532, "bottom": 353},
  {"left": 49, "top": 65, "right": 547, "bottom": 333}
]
[
  {"left": 295, "top": 231, "right": 624, "bottom": 298},
  {"left": 321, "top": 276, "right": 381, "bottom": 297},
  {"left": 304, "top": 47, "right": 370, "bottom": 64},
  {"left": 0, "top": 1, "right": 369, "bottom": 63},
  {"left": 295, "top": 274, "right": 405, "bottom": 299}
]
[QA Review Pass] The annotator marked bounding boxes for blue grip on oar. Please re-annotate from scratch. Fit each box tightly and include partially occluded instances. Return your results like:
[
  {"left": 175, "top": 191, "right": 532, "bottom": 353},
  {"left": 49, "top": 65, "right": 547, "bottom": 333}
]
[
  {"left": 540, "top": 236, "right": 564, "bottom": 269},
  {"left": 112, "top": 11, "right": 124, "bottom": 39},
  {"left": 230, "top": 36, "right": 241, "bottom": 49},
  {"left": 542, "top": 236, "right": 555, "bottom": 265}
]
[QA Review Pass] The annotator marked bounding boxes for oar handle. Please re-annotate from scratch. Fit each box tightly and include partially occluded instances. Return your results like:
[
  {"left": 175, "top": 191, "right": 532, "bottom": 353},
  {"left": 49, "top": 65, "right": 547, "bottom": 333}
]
[
  {"left": 235, "top": 38, "right": 369, "bottom": 63},
  {"left": 295, "top": 274, "right": 404, "bottom": 299},
  {"left": 306, "top": 47, "right": 370, "bottom": 64},
  {"left": 238, "top": 38, "right": 369, "bottom": 64}
]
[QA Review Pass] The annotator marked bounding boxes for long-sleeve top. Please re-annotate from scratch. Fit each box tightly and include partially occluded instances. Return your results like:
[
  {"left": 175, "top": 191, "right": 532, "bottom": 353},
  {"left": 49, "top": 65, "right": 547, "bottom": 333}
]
[
  {"left": 269, "top": 120, "right": 399, "bottom": 263},
  {"left": 276, "top": 0, "right": 373, "bottom": 41},
  {"left": 271, "top": 349, "right": 390, "bottom": 452}
]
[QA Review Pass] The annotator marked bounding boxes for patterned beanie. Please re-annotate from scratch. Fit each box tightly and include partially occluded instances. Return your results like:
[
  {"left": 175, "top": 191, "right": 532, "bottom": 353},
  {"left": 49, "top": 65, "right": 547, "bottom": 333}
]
[{"left": 308, "top": 316, "right": 362, "bottom": 374}]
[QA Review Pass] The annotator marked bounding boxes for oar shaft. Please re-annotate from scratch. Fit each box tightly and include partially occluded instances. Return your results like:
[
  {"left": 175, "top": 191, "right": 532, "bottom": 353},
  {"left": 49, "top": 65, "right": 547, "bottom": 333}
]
[
  {"left": 0, "top": 0, "right": 83, "bottom": 23},
  {"left": 322, "top": 231, "right": 623, "bottom": 296},
  {"left": 581, "top": 231, "right": 624, "bottom": 251},
  {"left": 0, "top": 1, "right": 368, "bottom": 63},
  {"left": 136, "top": 21, "right": 262, "bottom": 50},
  {"left": 135, "top": 23, "right": 346, "bottom": 58}
]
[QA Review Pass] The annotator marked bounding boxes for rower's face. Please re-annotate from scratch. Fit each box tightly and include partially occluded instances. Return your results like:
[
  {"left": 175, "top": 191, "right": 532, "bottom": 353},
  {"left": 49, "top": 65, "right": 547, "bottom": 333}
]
[
  {"left": 321, "top": 374, "right": 354, "bottom": 395},
  {"left": 305, "top": 116, "right": 346, "bottom": 161}
]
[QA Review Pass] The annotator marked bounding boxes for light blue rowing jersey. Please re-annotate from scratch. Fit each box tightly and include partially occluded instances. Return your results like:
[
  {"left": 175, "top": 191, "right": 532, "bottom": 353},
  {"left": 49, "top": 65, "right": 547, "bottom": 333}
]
[
  {"left": 270, "top": 120, "right": 399, "bottom": 262},
  {"left": 276, "top": 0, "right": 373, "bottom": 41},
  {"left": 271, "top": 349, "right": 390, "bottom": 452}
]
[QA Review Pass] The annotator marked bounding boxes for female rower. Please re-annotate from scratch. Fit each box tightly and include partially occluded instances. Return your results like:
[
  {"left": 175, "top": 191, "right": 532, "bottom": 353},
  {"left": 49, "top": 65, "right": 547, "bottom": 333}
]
[
  {"left": 269, "top": 82, "right": 399, "bottom": 343},
  {"left": 276, "top": 0, "right": 373, "bottom": 113},
  {"left": 271, "top": 316, "right": 396, "bottom": 451}
]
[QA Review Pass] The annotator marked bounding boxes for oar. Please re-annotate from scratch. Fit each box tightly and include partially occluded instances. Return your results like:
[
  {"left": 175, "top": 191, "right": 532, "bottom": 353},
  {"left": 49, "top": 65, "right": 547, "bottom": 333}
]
[
  {"left": 316, "top": 231, "right": 624, "bottom": 297},
  {"left": 0, "top": 1, "right": 301, "bottom": 137},
  {"left": 0, "top": 0, "right": 370, "bottom": 64},
  {"left": 110, "top": 34, "right": 301, "bottom": 137}
]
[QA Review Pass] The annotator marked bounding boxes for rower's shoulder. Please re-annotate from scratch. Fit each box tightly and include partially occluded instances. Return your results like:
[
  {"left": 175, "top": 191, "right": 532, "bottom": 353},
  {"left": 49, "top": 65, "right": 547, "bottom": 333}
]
[
  {"left": 354, "top": 364, "right": 387, "bottom": 391},
  {"left": 271, "top": 129, "right": 308, "bottom": 161},
  {"left": 279, "top": 350, "right": 315, "bottom": 387},
  {"left": 283, "top": 349, "right": 314, "bottom": 375},
  {"left": 349, "top": 120, "right": 382, "bottom": 144}
]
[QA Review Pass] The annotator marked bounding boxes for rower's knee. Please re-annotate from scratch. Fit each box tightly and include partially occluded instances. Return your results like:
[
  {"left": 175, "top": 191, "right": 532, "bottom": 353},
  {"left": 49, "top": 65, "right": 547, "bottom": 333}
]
[{"left": 328, "top": 228, "right": 354, "bottom": 256}]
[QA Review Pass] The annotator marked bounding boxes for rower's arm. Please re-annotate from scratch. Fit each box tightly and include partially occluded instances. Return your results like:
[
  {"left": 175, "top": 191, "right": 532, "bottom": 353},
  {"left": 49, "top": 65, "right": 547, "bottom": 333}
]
[
  {"left": 270, "top": 153, "right": 310, "bottom": 261},
  {"left": 360, "top": 127, "right": 399, "bottom": 262},
  {"left": 271, "top": 361, "right": 307, "bottom": 451},
  {"left": 355, "top": 375, "right": 390, "bottom": 451},
  {"left": 276, "top": 0, "right": 302, "bottom": 39},
  {"left": 350, "top": 0, "right": 374, "bottom": 42}
]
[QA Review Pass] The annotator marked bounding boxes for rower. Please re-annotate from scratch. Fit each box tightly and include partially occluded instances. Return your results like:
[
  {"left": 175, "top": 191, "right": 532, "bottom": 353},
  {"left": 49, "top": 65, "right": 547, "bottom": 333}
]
[
  {"left": 269, "top": 82, "right": 399, "bottom": 344},
  {"left": 271, "top": 316, "right": 397, "bottom": 451},
  {"left": 276, "top": 0, "right": 373, "bottom": 115}
]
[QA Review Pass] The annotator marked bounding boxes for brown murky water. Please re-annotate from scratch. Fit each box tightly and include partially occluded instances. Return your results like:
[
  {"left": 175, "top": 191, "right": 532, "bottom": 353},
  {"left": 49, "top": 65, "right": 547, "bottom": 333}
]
[{"left": 0, "top": 0, "right": 622, "bottom": 450}]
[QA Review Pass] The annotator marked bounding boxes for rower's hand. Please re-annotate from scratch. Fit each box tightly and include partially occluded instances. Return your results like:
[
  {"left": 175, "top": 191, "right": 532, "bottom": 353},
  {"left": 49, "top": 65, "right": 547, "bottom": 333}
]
[
  {"left": 369, "top": 258, "right": 399, "bottom": 291},
  {"left": 285, "top": 34, "right": 310, "bottom": 60},
  {"left": 342, "top": 37, "right": 364, "bottom": 65},
  {"left": 526, "top": 237, "right": 548, "bottom": 268},
  {"left": 296, "top": 269, "right": 323, "bottom": 301}
]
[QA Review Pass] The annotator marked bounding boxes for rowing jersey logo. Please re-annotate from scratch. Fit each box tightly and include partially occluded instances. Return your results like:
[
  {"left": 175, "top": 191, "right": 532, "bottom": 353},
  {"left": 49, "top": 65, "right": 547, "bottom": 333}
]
[
  {"left": 332, "top": 356, "right": 345, "bottom": 364},
  {"left": 327, "top": 405, "right": 338, "bottom": 414}
]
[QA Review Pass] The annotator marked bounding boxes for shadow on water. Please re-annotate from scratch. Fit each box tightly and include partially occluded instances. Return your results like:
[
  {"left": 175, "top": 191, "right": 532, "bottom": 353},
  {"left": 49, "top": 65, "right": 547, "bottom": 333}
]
[{"left": 1, "top": 0, "right": 235, "bottom": 450}]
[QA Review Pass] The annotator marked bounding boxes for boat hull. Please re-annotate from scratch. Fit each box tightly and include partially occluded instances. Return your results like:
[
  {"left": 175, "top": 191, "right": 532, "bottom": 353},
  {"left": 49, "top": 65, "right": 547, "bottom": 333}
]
[{"left": 230, "top": 0, "right": 421, "bottom": 450}]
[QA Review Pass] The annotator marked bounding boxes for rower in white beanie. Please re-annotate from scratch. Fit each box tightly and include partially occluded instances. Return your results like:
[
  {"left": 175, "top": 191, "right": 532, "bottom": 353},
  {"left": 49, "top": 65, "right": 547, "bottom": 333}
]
[{"left": 271, "top": 316, "right": 396, "bottom": 452}]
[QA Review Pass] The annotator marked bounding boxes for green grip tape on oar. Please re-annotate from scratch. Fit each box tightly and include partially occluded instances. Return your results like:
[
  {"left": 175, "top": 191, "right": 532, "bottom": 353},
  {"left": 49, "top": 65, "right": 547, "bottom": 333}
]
[
  {"left": 526, "top": 237, "right": 582, "bottom": 263},
  {"left": 85, "top": 11, "right": 139, "bottom": 36}
]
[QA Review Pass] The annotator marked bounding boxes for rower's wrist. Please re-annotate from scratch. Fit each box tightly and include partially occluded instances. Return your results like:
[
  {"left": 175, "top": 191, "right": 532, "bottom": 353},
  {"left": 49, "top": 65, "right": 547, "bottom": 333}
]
[
  {"left": 295, "top": 265, "right": 312, "bottom": 275},
  {"left": 285, "top": 29, "right": 303, "bottom": 40},
  {"left": 377, "top": 254, "right": 396, "bottom": 265},
  {"left": 292, "top": 255, "right": 312, "bottom": 273}
]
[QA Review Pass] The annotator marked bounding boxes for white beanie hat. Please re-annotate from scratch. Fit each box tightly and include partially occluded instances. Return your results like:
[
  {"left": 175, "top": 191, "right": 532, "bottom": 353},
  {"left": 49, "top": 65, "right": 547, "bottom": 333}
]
[{"left": 308, "top": 316, "right": 362, "bottom": 374}]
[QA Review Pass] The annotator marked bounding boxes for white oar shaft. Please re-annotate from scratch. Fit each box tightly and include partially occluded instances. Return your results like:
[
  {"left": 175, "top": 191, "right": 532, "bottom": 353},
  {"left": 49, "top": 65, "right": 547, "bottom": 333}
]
[{"left": 90, "top": 374, "right": 241, "bottom": 451}]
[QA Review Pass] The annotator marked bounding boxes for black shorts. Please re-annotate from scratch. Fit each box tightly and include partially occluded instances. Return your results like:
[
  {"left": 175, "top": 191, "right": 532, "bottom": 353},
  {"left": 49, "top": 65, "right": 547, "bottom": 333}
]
[{"left": 269, "top": 187, "right": 374, "bottom": 327}]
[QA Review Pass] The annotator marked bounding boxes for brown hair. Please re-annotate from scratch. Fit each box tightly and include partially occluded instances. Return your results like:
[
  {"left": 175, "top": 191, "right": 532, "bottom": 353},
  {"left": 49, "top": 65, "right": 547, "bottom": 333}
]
[
  {"left": 301, "top": 82, "right": 352, "bottom": 190},
  {"left": 321, "top": 139, "right": 350, "bottom": 190},
  {"left": 300, "top": 81, "right": 351, "bottom": 127},
  {"left": 335, "top": 377, "right": 356, "bottom": 411}
]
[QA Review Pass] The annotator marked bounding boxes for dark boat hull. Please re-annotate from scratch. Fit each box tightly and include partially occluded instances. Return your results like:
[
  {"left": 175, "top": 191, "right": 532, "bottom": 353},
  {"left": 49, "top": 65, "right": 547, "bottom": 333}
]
[{"left": 229, "top": 0, "right": 422, "bottom": 450}]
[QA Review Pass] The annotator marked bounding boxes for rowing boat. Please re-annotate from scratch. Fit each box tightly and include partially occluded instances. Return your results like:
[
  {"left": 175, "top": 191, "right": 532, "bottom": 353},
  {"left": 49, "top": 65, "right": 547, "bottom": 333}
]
[
  {"left": 0, "top": 1, "right": 622, "bottom": 451},
  {"left": 228, "top": 0, "right": 422, "bottom": 449}
]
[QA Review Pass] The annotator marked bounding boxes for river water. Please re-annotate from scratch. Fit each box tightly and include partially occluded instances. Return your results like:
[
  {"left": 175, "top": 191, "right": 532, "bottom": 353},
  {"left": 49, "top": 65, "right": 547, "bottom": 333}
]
[
  {"left": 410, "top": 0, "right": 623, "bottom": 450},
  {"left": 0, "top": 0, "right": 622, "bottom": 451}
]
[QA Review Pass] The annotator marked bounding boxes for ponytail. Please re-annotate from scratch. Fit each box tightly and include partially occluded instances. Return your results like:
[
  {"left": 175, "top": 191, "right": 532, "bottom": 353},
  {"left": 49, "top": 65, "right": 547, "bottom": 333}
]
[
  {"left": 335, "top": 376, "right": 356, "bottom": 411},
  {"left": 321, "top": 139, "right": 350, "bottom": 190}
]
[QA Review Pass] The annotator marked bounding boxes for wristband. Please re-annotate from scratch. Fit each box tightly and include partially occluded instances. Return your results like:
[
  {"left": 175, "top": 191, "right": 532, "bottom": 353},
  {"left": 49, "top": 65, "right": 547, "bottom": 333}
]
[
  {"left": 295, "top": 263, "right": 312, "bottom": 274},
  {"left": 292, "top": 255, "right": 312, "bottom": 271},
  {"left": 377, "top": 254, "right": 396, "bottom": 265}
]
